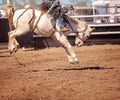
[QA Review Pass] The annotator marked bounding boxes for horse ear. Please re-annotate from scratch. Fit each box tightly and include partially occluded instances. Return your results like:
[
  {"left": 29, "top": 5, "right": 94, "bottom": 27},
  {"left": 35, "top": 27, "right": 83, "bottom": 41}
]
[
  {"left": 88, "top": 28, "right": 95, "bottom": 32},
  {"left": 87, "top": 26, "right": 94, "bottom": 33},
  {"left": 91, "top": 28, "right": 95, "bottom": 31}
]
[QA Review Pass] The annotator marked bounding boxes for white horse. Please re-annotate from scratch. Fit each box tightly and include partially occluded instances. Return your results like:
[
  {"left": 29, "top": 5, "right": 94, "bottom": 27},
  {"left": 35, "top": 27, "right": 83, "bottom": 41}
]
[{"left": 4, "top": 4, "right": 92, "bottom": 64}]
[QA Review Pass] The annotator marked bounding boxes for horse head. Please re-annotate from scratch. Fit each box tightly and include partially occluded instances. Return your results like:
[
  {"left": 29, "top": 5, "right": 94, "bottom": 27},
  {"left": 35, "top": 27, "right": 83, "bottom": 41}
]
[
  {"left": 64, "top": 16, "right": 93, "bottom": 47},
  {"left": 75, "top": 24, "right": 93, "bottom": 47}
]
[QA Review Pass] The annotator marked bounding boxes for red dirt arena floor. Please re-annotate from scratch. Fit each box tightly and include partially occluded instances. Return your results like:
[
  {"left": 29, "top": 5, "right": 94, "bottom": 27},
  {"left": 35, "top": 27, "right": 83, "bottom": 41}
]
[{"left": 0, "top": 44, "right": 120, "bottom": 100}]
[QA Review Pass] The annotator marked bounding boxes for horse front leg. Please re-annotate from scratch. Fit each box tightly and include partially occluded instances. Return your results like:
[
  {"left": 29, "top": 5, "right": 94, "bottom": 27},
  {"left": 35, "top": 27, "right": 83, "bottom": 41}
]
[
  {"left": 63, "top": 46, "right": 79, "bottom": 64},
  {"left": 53, "top": 31, "right": 79, "bottom": 64},
  {"left": 8, "top": 30, "right": 19, "bottom": 54}
]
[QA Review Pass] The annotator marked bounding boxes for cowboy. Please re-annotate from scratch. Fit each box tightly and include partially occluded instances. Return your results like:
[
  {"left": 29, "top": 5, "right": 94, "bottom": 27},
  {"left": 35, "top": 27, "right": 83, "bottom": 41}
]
[
  {"left": 51, "top": 0, "right": 68, "bottom": 32},
  {"left": 39, "top": 0, "right": 68, "bottom": 32}
]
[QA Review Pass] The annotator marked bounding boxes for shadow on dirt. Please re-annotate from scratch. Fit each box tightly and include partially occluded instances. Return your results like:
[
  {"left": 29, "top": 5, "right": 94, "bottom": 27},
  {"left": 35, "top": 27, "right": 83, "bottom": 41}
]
[
  {"left": 44, "top": 66, "right": 114, "bottom": 71},
  {"left": 0, "top": 55, "right": 10, "bottom": 57}
]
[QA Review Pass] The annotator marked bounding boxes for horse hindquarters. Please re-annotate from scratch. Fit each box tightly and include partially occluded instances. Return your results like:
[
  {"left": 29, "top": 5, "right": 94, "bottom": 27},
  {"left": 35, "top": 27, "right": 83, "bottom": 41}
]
[{"left": 53, "top": 31, "right": 79, "bottom": 63}]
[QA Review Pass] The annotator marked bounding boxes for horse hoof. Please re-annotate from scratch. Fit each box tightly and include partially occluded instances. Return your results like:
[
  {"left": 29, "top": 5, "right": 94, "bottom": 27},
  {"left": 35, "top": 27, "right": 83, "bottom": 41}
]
[
  {"left": 14, "top": 47, "right": 18, "bottom": 53},
  {"left": 75, "top": 61, "right": 79, "bottom": 64},
  {"left": 74, "top": 57, "right": 79, "bottom": 63},
  {"left": 9, "top": 50, "right": 13, "bottom": 54},
  {"left": 69, "top": 57, "right": 79, "bottom": 64},
  {"left": 14, "top": 45, "right": 19, "bottom": 53},
  {"left": 69, "top": 61, "right": 75, "bottom": 64},
  {"left": 69, "top": 60, "right": 79, "bottom": 64}
]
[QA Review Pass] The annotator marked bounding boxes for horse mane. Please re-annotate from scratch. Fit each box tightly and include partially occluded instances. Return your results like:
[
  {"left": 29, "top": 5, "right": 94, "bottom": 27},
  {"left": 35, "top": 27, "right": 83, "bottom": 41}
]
[
  {"left": 66, "top": 16, "right": 79, "bottom": 24},
  {"left": 66, "top": 15, "right": 92, "bottom": 33},
  {"left": 4, "top": 4, "right": 16, "bottom": 30}
]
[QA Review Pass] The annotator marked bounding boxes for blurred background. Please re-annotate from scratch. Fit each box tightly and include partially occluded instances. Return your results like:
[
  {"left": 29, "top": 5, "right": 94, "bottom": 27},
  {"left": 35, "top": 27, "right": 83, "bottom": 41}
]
[{"left": 0, "top": 0, "right": 92, "bottom": 8}]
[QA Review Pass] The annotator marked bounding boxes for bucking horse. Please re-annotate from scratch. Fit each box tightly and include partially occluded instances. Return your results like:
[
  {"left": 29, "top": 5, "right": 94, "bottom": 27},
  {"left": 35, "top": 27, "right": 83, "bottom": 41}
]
[{"left": 4, "top": 3, "right": 92, "bottom": 64}]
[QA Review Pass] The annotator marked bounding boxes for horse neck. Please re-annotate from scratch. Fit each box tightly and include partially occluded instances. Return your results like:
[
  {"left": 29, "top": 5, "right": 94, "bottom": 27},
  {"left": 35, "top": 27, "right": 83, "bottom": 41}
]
[{"left": 67, "top": 16, "right": 78, "bottom": 32}]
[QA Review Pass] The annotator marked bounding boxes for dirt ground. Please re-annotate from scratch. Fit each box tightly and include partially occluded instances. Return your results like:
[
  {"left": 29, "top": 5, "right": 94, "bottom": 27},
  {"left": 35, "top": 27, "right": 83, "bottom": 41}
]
[{"left": 0, "top": 44, "right": 120, "bottom": 100}]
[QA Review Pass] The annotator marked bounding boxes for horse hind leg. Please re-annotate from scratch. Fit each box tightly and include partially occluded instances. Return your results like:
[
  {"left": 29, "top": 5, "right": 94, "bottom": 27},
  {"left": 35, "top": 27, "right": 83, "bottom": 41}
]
[
  {"left": 8, "top": 30, "right": 20, "bottom": 54},
  {"left": 53, "top": 31, "right": 79, "bottom": 64},
  {"left": 13, "top": 38, "right": 19, "bottom": 53}
]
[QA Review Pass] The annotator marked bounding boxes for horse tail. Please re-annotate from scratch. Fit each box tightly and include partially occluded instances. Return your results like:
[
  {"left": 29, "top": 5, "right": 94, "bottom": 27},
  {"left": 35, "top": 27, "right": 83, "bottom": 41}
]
[{"left": 4, "top": 4, "right": 16, "bottom": 30}]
